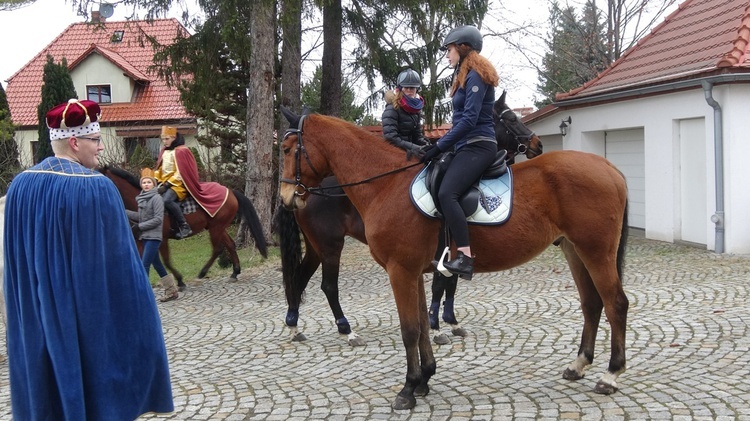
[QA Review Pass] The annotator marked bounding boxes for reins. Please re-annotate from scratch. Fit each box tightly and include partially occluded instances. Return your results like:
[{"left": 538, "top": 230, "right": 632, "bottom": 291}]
[{"left": 280, "top": 115, "right": 423, "bottom": 198}]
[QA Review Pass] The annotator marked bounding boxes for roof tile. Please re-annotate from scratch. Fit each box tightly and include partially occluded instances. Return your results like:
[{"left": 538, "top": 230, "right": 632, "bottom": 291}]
[
  {"left": 6, "top": 18, "right": 192, "bottom": 127},
  {"left": 557, "top": 0, "right": 750, "bottom": 100}
]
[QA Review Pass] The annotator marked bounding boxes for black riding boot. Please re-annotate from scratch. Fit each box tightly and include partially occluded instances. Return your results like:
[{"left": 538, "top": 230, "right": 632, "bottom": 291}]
[
  {"left": 163, "top": 189, "right": 192, "bottom": 239},
  {"left": 443, "top": 251, "right": 474, "bottom": 280},
  {"left": 176, "top": 220, "right": 192, "bottom": 239}
]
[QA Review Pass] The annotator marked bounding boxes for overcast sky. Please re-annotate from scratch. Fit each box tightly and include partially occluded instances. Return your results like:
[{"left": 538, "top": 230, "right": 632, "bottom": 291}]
[{"left": 0, "top": 0, "right": 675, "bottom": 111}]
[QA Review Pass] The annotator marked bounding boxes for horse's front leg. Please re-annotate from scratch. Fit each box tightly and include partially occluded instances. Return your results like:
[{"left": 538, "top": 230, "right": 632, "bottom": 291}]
[
  {"left": 415, "top": 273, "right": 436, "bottom": 396},
  {"left": 159, "top": 240, "right": 185, "bottom": 291},
  {"left": 389, "top": 267, "right": 434, "bottom": 410},
  {"left": 320, "top": 257, "right": 365, "bottom": 346},
  {"left": 285, "top": 248, "right": 320, "bottom": 342}
]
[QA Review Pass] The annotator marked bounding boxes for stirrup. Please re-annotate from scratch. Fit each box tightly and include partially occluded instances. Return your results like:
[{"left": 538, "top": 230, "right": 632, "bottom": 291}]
[{"left": 433, "top": 247, "right": 453, "bottom": 277}]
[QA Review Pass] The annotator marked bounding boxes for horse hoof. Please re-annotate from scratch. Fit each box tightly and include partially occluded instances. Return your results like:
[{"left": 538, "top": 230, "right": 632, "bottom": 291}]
[
  {"left": 433, "top": 333, "right": 450, "bottom": 345},
  {"left": 178, "top": 285, "right": 187, "bottom": 292},
  {"left": 451, "top": 326, "right": 468, "bottom": 337},
  {"left": 227, "top": 277, "right": 238, "bottom": 283},
  {"left": 594, "top": 380, "right": 618, "bottom": 395},
  {"left": 563, "top": 368, "right": 584, "bottom": 380},
  {"left": 414, "top": 383, "right": 430, "bottom": 397},
  {"left": 392, "top": 394, "right": 416, "bottom": 410},
  {"left": 348, "top": 335, "right": 366, "bottom": 347},
  {"left": 291, "top": 332, "right": 307, "bottom": 342}
]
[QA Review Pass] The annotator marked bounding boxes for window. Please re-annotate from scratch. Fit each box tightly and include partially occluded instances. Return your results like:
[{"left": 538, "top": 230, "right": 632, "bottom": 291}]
[
  {"left": 111, "top": 30, "right": 124, "bottom": 43},
  {"left": 87, "top": 85, "right": 112, "bottom": 104},
  {"left": 125, "top": 137, "right": 161, "bottom": 163}
]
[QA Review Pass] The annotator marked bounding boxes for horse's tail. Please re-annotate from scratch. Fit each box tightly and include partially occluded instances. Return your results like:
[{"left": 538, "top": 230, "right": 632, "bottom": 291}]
[
  {"left": 616, "top": 199, "right": 629, "bottom": 282},
  {"left": 233, "top": 189, "right": 268, "bottom": 258},
  {"left": 274, "top": 204, "right": 304, "bottom": 308}
]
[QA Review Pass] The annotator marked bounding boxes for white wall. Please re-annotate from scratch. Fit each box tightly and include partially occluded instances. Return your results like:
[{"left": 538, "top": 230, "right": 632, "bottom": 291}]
[
  {"left": 13, "top": 127, "right": 200, "bottom": 169},
  {"left": 72, "top": 54, "right": 133, "bottom": 103},
  {"left": 719, "top": 85, "right": 750, "bottom": 253},
  {"left": 527, "top": 85, "right": 750, "bottom": 253}
]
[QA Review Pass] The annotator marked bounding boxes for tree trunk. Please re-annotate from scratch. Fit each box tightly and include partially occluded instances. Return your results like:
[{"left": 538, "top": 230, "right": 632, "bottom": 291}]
[
  {"left": 320, "top": 0, "right": 342, "bottom": 117},
  {"left": 275, "top": 0, "right": 303, "bottom": 238},
  {"left": 280, "top": 0, "right": 302, "bottom": 114},
  {"left": 244, "top": 0, "right": 276, "bottom": 247}
]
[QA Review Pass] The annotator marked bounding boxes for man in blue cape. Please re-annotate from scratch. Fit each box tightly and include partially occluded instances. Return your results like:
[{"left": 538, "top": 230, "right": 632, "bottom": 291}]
[{"left": 2, "top": 99, "right": 174, "bottom": 419}]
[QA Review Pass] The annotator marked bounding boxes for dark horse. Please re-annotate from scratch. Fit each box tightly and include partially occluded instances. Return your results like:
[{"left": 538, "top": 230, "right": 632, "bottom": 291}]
[
  {"left": 277, "top": 91, "right": 543, "bottom": 346},
  {"left": 103, "top": 166, "right": 268, "bottom": 289},
  {"left": 279, "top": 108, "right": 629, "bottom": 410}
]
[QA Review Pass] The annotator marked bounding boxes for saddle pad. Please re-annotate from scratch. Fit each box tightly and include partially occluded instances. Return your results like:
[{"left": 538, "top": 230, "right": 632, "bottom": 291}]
[
  {"left": 410, "top": 166, "right": 513, "bottom": 225},
  {"left": 180, "top": 196, "right": 198, "bottom": 215}
]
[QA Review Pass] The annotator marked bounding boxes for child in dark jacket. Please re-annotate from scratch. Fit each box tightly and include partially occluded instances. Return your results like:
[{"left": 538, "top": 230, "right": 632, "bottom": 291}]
[{"left": 127, "top": 168, "right": 178, "bottom": 302}]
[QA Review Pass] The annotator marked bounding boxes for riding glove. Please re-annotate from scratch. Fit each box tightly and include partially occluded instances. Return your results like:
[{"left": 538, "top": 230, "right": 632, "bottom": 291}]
[
  {"left": 157, "top": 182, "right": 171, "bottom": 195},
  {"left": 419, "top": 144, "right": 442, "bottom": 163}
]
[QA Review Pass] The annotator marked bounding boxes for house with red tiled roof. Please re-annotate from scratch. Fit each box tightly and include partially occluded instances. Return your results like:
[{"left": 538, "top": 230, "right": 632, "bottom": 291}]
[
  {"left": 5, "top": 15, "right": 198, "bottom": 167},
  {"left": 522, "top": 0, "right": 750, "bottom": 254},
  {"left": 363, "top": 123, "right": 452, "bottom": 141}
]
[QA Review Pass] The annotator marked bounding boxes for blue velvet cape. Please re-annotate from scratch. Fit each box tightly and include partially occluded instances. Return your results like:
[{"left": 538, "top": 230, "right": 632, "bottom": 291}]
[{"left": 3, "top": 157, "right": 174, "bottom": 419}]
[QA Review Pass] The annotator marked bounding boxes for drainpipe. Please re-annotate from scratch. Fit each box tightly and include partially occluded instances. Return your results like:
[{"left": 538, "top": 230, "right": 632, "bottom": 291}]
[{"left": 701, "top": 80, "right": 724, "bottom": 253}]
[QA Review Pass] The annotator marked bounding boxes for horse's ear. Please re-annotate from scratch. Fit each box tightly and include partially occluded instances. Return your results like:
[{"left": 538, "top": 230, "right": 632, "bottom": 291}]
[
  {"left": 493, "top": 90, "right": 507, "bottom": 117},
  {"left": 281, "top": 106, "right": 301, "bottom": 128}
]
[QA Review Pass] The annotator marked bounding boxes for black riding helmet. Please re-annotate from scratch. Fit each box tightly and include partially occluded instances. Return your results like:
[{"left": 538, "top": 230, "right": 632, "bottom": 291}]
[
  {"left": 396, "top": 69, "right": 421, "bottom": 88},
  {"left": 440, "top": 25, "right": 483, "bottom": 53}
]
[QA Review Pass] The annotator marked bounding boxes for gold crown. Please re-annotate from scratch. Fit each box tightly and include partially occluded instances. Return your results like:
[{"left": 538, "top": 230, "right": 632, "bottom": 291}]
[
  {"left": 140, "top": 167, "right": 156, "bottom": 180},
  {"left": 161, "top": 125, "right": 177, "bottom": 136}
]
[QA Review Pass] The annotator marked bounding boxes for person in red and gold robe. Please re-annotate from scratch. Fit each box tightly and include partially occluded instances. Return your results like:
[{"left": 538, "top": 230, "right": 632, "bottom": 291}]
[{"left": 154, "top": 126, "right": 229, "bottom": 239}]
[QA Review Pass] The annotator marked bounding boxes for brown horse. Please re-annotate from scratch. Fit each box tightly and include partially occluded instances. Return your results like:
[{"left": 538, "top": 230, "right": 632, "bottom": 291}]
[
  {"left": 277, "top": 91, "right": 544, "bottom": 346},
  {"left": 279, "top": 108, "right": 629, "bottom": 410},
  {"left": 103, "top": 167, "right": 268, "bottom": 288}
]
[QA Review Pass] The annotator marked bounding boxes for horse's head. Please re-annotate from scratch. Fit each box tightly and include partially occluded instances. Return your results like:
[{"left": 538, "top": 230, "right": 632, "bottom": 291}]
[
  {"left": 279, "top": 107, "right": 331, "bottom": 210},
  {"left": 493, "top": 91, "right": 543, "bottom": 163},
  {"left": 99, "top": 165, "right": 141, "bottom": 210}
]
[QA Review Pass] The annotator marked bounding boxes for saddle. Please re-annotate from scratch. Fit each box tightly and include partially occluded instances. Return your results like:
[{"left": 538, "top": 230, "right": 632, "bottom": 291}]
[{"left": 410, "top": 150, "right": 514, "bottom": 225}]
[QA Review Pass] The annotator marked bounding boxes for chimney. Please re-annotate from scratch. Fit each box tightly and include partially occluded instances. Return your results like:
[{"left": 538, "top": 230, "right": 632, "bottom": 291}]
[{"left": 92, "top": 10, "right": 105, "bottom": 23}]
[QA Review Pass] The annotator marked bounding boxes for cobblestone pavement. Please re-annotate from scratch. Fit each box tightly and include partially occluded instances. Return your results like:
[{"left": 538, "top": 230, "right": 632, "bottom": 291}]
[{"left": 1, "top": 236, "right": 750, "bottom": 420}]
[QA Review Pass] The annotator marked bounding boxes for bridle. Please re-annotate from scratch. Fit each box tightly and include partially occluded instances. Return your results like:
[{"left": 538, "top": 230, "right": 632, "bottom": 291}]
[
  {"left": 496, "top": 107, "right": 539, "bottom": 160},
  {"left": 279, "top": 115, "right": 422, "bottom": 198}
]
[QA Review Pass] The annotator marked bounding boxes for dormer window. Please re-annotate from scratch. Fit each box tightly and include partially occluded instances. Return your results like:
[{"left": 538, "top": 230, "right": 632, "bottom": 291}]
[
  {"left": 87, "top": 85, "right": 112, "bottom": 104},
  {"left": 111, "top": 30, "right": 124, "bottom": 43}
]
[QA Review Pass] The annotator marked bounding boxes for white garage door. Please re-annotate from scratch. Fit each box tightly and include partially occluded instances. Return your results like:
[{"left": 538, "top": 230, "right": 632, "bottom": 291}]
[{"left": 605, "top": 129, "right": 645, "bottom": 229}]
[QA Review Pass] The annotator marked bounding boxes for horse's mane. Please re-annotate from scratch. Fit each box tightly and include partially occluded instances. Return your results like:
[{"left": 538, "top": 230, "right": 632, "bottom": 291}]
[
  {"left": 101, "top": 165, "right": 141, "bottom": 189},
  {"left": 308, "top": 113, "right": 412, "bottom": 158}
]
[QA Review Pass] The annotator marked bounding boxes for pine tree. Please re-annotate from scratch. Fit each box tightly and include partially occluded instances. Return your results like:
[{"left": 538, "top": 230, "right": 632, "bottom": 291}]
[
  {"left": 301, "top": 66, "right": 365, "bottom": 123},
  {"left": 535, "top": 1, "right": 608, "bottom": 108},
  {"left": 36, "top": 55, "right": 77, "bottom": 163},
  {"left": 346, "top": 0, "right": 488, "bottom": 127},
  {"left": 0, "top": 82, "right": 20, "bottom": 195}
]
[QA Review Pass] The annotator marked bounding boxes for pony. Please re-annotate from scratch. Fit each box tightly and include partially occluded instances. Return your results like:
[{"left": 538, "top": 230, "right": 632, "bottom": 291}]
[
  {"left": 277, "top": 91, "right": 544, "bottom": 346},
  {"left": 279, "top": 108, "right": 629, "bottom": 410},
  {"left": 102, "top": 166, "right": 268, "bottom": 289}
]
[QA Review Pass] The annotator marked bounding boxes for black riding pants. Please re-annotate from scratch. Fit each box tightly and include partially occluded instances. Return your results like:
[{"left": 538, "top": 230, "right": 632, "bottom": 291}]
[
  {"left": 437, "top": 140, "right": 497, "bottom": 248},
  {"left": 161, "top": 188, "right": 186, "bottom": 224}
]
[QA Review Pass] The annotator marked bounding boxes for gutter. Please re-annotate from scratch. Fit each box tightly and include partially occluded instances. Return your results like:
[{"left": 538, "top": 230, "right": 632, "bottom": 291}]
[
  {"left": 553, "top": 74, "right": 750, "bottom": 107},
  {"left": 701, "top": 81, "right": 725, "bottom": 254},
  {"left": 554, "top": 74, "right": 738, "bottom": 254}
]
